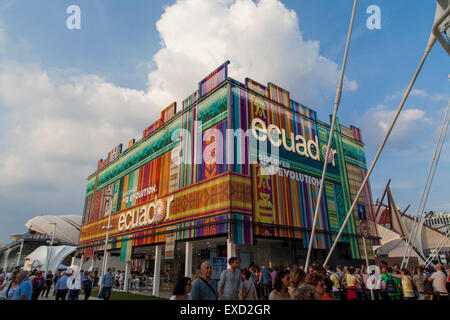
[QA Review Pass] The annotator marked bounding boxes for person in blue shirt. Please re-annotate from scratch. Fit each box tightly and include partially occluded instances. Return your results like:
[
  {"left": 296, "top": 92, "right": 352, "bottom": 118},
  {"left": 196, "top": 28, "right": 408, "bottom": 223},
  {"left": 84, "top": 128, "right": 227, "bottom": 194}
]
[
  {"left": 54, "top": 271, "right": 69, "bottom": 300},
  {"left": 81, "top": 271, "right": 94, "bottom": 300},
  {"left": 11, "top": 271, "right": 32, "bottom": 300},
  {"left": 53, "top": 270, "right": 61, "bottom": 289},
  {"left": 190, "top": 262, "right": 218, "bottom": 300},
  {"left": 41, "top": 270, "right": 53, "bottom": 298},
  {"left": 101, "top": 268, "right": 114, "bottom": 300},
  {"left": 260, "top": 265, "right": 272, "bottom": 300},
  {"left": 0, "top": 270, "right": 20, "bottom": 300},
  {"left": 218, "top": 257, "right": 244, "bottom": 300}
]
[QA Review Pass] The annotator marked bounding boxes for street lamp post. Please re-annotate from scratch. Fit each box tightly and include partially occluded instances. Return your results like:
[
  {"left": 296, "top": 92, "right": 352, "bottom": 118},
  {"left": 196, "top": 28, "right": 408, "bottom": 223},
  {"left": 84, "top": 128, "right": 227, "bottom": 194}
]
[
  {"left": 44, "top": 223, "right": 57, "bottom": 276},
  {"left": 16, "top": 239, "right": 24, "bottom": 267},
  {"left": 100, "top": 195, "right": 114, "bottom": 283}
]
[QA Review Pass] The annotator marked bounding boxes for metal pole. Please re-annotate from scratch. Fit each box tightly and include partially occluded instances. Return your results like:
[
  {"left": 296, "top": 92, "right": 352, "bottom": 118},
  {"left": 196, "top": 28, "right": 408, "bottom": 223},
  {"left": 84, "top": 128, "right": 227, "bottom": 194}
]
[
  {"left": 124, "top": 261, "right": 130, "bottom": 293},
  {"left": 101, "top": 209, "right": 113, "bottom": 280},
  {"left": 373, "top": 179, "right": 391, "bottom": 222},
  {"left": 79, "top": 255, "right": 84, "bottom": 271},
  {"left": 361, "top": 236, "right": 374, "bottom": 300},
  {"left": 16, "top": 239, "right": 24, "bottom": 267},
  {"left": 424, "top": 228, "right": 450, "bottom": 267},
  {"left": 323, "top": 34, "right": 436, "bottom": 268},
  {"left": 432, "top": 5, "right": 450, "bottom": 55},
  {"left": 400, "top": 205, "right": 411, "bottom": 217},
  {"left": 405, "top": 102, "right": 449, "bottom": 266},
  {"left": 425, "top": 238, "right": 449, "bottom": 267},
  {"left": 44, "top": 223, "right": 57, "bottom": 276},
  {"left": 100, "top": 194, "right": 114, "bottom": 282},
  {"left": 305, "top": 0, "right": 358, "bottom": 271},
  {"left": 402, "top": 102, "right": 450, "bottom": 268}
]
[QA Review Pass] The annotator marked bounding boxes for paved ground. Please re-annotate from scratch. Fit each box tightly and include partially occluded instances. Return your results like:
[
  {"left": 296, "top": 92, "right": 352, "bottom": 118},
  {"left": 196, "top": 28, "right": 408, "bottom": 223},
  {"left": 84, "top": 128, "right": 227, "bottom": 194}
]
[
  {"left": 39, "top": 293, "right": 100, "bottom": 300},
  {"left": 37, "top": 288, "right": 172, "bottom": 300},
  {"left": 125, "top": 288, "right": 172, "bottom": 299}
]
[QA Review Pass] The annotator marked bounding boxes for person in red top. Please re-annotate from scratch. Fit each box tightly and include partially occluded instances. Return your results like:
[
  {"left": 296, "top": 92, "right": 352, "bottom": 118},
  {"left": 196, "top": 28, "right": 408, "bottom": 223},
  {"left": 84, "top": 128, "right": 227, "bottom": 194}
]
[{"left": 31, "top": 271, "right": 45, "bottom": 300}]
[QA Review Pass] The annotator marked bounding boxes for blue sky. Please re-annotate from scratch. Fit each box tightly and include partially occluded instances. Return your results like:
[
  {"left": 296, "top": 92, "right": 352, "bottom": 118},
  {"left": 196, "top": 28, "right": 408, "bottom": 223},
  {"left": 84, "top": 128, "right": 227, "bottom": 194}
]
[{"left": 0, "top": 0, "right": 448, "bottom": 244}]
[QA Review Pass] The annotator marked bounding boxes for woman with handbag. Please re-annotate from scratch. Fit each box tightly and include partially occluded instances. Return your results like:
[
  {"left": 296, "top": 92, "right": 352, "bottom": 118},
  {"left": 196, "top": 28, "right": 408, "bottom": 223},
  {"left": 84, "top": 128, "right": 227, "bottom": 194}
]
[
  {"left": 241, "top": 270, "right": 258, "bottom": 300},
  {"left": 342, "top": 267, "right": 362, "bottom": 300}
]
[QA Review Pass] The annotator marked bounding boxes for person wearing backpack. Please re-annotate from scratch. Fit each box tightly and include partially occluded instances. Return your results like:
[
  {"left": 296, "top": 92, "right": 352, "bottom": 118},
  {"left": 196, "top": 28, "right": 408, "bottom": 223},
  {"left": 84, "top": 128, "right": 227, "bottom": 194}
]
[
  {"left": 379, "top": 266, "right": 389, "bottom": 300},
  {"left": 31, "top": 271, "right": 45, "bottom": 300},
  {"left": 381, "top": 267, "right": 401, "bottom": 301},
  {"left": 327, "top": 266, "right": 342, "bottom": 300},
  {"left": 391, "top": 269, "right": 415, "bottom": 300}
]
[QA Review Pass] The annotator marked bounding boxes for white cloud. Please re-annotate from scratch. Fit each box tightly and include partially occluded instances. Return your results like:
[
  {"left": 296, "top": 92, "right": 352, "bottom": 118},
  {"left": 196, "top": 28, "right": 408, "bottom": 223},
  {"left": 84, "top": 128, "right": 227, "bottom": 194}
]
[
  {"left": 0, "top": 62, "right": 158, "bottom": 188},
  {"left": 411, "top": 89, "right": 450, "bottom": 102},
  {"left": 359, "top": 105, "right": 432, "bottom": 149},
  {"left": 0, "top": 0, "right": 356, "bottom": 187},
  {"left": 387, "top": 88, "right": 450, "bottom": 102},
  {"left": 148, "top": 0, "right": 357, "bottom": 107}
]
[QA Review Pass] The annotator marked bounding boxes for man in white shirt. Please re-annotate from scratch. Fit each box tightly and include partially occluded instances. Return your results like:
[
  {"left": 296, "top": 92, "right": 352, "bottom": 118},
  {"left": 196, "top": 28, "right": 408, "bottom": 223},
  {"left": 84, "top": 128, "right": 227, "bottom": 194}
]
[
  {"left": 67, "top": 269, "right": 81, "bottom": 300},
  {"left": 366, "top": 270, "right": 381, "bottom": 300},
  {"left": 428, "top": 264, "right": 448, "bottom": 300}
]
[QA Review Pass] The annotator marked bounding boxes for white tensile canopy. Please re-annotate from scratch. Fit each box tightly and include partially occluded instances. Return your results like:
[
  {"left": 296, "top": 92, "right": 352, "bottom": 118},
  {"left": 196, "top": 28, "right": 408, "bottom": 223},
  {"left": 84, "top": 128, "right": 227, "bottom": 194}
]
[
  {"left": 24, "top": 215, "right": 81, "bottom": 245},
  {"left": 24, "top": 245, "right": 77, "bottom": 273},
  {"left": 374, "top": 224, "right": 422, "bottom": 261}
]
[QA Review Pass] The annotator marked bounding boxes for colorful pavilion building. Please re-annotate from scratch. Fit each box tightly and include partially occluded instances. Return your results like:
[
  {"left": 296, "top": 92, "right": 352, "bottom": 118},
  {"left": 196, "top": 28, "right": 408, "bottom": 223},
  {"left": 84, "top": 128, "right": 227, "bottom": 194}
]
[{"left": 77, "top": 62, "right": 379, "bottom": 295}]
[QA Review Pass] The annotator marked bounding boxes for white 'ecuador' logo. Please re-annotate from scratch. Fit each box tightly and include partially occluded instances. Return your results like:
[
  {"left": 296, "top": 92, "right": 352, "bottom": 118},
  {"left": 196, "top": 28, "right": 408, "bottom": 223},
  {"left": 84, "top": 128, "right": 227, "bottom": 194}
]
[{"left": 251, "top": 118, "right": 337, "bottom": 167}]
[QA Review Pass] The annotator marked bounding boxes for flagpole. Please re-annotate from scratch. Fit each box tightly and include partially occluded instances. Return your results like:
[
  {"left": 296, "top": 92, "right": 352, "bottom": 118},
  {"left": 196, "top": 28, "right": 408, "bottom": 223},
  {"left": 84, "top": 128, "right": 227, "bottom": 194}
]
[
  {"left": 100, "top": 195, "right": 114, "bottom": 284},
  {"left": 402, "top": 102, "right": 449, "bottom": 268},
  {"left": 323, "top": 33, "right": 436, "bottom": 268},
  {"left": 304, "top": 0, "right": 358, "bottom": 271},
  {"left": 361, "top": 235, "right": 374, "bottom": 300}
]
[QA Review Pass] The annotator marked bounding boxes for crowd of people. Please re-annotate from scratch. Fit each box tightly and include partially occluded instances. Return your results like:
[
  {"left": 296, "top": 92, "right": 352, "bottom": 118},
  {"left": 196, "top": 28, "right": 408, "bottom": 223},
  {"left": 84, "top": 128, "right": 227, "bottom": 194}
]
[
  {"left": 2, "top": 259, "right": 449, "bottom": 301},
  {"left": 169, "top": 257, "right": 450, "bottom": 301},
  {"left": 0, "top": 267, "right": 119, "bottom": 301}
]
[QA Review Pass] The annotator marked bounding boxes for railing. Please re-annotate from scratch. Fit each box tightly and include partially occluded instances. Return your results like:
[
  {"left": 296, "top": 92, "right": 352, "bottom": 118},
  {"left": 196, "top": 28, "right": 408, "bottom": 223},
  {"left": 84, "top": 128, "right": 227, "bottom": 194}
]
[
  {"left": 121, "top": 275, "right": 172, "bottom": 293},
  {"left": 331, "top": 287, "right": 449, "bottom": 300}
]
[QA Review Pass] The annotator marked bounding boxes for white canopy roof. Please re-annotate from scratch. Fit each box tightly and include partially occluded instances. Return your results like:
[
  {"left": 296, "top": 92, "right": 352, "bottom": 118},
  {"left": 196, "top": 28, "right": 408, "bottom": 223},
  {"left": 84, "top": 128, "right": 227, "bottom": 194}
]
[
  {"left": 24, "top": 215, "right": 81, "bottom": 245},
  {"left": 374, "top": 224, "right": 423, "bottom": 262},
  {"left": 24, "top": 245, "right": 77, "bottom": 273}
]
